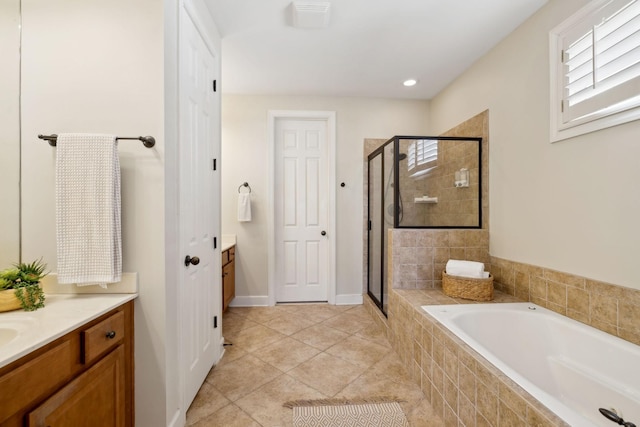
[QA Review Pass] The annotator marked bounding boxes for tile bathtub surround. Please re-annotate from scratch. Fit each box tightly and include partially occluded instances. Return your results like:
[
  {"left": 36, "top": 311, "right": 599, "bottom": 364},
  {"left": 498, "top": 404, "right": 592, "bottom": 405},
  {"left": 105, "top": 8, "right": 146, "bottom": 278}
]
[
  {"left": 386, "top": 288, "right": 570, "bottom": 427},
  {"left": 187, "top": 303, "right": 445, "bottom": 426},
  {"left": 391, "top": 229, "right": 490, "bottom": 290},
  {"left": 490, "top": 256, "right": 640, "bottom": 346}
]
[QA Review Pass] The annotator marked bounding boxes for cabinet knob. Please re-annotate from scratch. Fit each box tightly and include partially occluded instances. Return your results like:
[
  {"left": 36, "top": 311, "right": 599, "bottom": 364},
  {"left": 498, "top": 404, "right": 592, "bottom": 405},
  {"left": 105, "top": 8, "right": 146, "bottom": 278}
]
[
  {"left": 105, "top": 330, "right": 116, "bottom": 339},
  {"left": 321, "top": 230, "right": 326, "bottom": 236}
]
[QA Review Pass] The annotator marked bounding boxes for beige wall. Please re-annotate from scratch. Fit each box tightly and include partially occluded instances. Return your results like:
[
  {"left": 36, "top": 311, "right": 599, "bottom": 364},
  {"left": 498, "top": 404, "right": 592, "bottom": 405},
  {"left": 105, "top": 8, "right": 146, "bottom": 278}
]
[
  {"left": 429, "top": 0, "right": 640, "bottom": 291},
  {"left": 0, "top": 1, "right": 21, "bottom": 267},
  {"left": 221, "top": 95, "right": 430, "bottom": 302},
  {"left": 20, "top": 1, "right": 169, "bottom": 426}
]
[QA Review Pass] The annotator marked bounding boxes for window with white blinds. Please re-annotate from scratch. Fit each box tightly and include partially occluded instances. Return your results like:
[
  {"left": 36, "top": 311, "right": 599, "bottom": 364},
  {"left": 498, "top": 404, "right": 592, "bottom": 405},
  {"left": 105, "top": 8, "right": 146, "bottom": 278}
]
[
  {"left": 407, "top": 139, "right": 438, "bottom": 176},
  {"left": 550, "top": 0, "right": 640, "bottom": 141}
]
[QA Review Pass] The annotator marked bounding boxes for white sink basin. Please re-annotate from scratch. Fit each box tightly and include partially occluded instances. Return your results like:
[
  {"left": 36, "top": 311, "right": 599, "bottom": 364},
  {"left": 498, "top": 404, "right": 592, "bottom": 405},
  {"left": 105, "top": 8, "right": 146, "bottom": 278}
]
[{"left": 0, "top": 317, "right": 37, "bottom": 349}]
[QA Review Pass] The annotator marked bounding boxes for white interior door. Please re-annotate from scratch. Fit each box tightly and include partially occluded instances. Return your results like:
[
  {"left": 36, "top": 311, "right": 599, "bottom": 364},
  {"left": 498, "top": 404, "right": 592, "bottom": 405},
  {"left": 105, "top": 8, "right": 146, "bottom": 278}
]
[
  {"left": 274, "top": 118, "right": 329, "bottom": 302},
  {"left": 179, "top": 6, "right": 221, "bottom": 409}
]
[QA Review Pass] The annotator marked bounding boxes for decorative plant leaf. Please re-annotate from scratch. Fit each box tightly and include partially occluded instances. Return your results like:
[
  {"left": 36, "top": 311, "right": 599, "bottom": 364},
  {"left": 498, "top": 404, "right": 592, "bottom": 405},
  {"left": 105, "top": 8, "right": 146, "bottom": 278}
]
[
  {"left": 0, "top": 278, "right": 12, "bottom": 290},
  {"left": 1, "top": 258, "right": 48, "bottom": 311},
  {"left": 14, "top": 285, "right": 45, "bottom": 311}
]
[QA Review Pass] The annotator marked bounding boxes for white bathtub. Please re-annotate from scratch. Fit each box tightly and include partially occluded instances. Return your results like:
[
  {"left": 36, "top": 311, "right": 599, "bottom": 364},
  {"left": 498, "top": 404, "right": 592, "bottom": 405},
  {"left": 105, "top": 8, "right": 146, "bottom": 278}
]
[{"left": 421, "top": 302, "right": 640, "bottom": 427}]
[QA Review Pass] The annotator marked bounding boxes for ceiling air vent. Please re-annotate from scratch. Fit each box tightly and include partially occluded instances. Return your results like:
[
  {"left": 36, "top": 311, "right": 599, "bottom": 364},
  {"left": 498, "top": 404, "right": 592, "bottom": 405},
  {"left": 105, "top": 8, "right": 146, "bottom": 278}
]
[{"left": 291, "top": 1, "right": 331, "bottom": 29}]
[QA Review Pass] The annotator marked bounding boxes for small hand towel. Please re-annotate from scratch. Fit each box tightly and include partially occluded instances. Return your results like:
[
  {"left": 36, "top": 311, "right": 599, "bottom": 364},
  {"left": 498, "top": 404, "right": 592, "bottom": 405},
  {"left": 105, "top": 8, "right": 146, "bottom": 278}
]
[
  {"left": 446, "top": 259, "right": 485, "bottom": 279},
  {"left": 238, "top": 193, "right": 252, "bottom": 222},
  {"left": 55, "top": 133, "right": 122, "bottom": 287}
]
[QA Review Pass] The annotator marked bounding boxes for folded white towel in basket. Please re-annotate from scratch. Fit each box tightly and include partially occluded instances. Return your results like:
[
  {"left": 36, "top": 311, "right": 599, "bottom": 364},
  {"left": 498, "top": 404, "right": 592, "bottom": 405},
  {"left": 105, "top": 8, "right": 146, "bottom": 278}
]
[
  {"left": 446, "top": 259, "right": 485, "bottom": 279},
  {"left": 55, "top": 133, "right": 122, "bottom": 287},
  {"left": 238, "top": 192, "right": 252, "bottom": 222}
]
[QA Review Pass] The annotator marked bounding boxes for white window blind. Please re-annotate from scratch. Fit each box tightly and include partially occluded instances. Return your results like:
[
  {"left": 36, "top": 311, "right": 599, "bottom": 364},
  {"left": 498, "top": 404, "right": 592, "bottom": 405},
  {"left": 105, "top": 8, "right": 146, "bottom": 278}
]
[
  {"left": 550, "top": 0, "right": 640, "bottom": 141},
  {"left": 407, "top": 139, "right": 438, "bottom": 175}
]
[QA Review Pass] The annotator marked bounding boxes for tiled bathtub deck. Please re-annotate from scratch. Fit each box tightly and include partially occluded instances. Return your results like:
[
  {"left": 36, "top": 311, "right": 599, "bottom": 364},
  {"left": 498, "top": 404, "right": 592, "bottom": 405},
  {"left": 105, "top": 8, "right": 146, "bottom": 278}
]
[{"left": 365, "top": 288, "right": 570, "bottom": 427}]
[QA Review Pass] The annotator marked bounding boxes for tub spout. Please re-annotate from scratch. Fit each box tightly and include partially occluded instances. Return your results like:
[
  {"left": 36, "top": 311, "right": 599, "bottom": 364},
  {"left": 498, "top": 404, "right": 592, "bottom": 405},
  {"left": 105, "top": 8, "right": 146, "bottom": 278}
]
[{"left": 599, "top": 408, "right": 636, "bottom": 427}]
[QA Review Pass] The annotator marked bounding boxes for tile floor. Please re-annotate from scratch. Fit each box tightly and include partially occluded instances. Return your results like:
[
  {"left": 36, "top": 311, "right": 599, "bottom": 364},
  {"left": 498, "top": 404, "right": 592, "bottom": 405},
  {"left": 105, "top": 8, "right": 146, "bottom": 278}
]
[{"left": 186, "top": 303, "right": 444, "bottom": 426}]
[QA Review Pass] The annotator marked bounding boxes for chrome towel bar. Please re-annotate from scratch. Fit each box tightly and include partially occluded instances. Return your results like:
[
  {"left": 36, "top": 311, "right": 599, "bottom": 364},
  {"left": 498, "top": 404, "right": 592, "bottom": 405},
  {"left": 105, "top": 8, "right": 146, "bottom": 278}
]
[{"left": 38, "top": 134, "right": 156, "bottom": 148}]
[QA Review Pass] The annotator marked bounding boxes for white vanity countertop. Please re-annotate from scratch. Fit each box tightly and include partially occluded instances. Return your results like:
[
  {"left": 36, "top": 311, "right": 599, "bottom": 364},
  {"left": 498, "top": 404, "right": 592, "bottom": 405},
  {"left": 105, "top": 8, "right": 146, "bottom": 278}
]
[
  {"left": 0, "top": 293, "right": 137, "bottom": 369},
  {"left": 221, "top": 234, "right": 236, "bottom": 252}
]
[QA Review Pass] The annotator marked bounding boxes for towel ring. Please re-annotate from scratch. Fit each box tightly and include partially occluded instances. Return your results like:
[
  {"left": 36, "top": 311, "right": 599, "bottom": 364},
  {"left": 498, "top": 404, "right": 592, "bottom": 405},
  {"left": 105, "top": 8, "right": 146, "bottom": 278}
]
[{"left": 238, "top": 182, "right": 251, "bottom": 193}]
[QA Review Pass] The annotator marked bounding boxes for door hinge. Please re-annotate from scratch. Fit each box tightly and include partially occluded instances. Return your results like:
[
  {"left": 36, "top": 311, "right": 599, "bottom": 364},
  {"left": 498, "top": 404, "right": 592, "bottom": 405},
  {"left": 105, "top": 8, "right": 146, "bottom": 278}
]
[
  {"left": 212, "top": 158, "right": 217, "bottom": 171},
  {"left": 213, "top": 236, "right": 217, "bottom": 249},
  {"left": 213, "top": 80, "right": 217, "bottom": 92},
  {"left": 368, "top": 220, "right": 372, "bottom": 231},
  {"left": 213, "top": 316, "right": 218, "bottom": 328}
]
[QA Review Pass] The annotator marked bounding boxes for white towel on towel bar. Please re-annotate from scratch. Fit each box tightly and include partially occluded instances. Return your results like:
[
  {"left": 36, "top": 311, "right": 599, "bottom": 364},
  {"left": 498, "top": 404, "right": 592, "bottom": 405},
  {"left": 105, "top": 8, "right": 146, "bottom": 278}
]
[
  {"left": 238, "top": 193, "right": 252, "bottom": 222},
  {"left": 55, "top": 133, "right": 122, "bottom": 287}
]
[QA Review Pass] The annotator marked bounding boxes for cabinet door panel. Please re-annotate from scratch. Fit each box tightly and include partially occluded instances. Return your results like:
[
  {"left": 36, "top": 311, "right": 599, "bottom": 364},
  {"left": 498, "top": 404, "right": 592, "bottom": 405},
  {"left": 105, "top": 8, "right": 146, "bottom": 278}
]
[
  {"left": 222, "top": 263, "right": 231, "bottom": 311},
  {"left": 0, "top": 341, "right": 72, "bottom": 424},
  {"left": 228, "top": 260, "right": 235, "bottom": 305},
  {"left": 27, "top": 346, "right": 125, "bottom": 427}
]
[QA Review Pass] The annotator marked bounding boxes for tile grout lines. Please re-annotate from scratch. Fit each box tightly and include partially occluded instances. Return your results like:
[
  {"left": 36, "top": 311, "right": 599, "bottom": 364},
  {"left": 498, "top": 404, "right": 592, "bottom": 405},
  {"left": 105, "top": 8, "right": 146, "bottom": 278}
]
[{"left": 186, "top": 304, "right": 437, "bottom": 427}]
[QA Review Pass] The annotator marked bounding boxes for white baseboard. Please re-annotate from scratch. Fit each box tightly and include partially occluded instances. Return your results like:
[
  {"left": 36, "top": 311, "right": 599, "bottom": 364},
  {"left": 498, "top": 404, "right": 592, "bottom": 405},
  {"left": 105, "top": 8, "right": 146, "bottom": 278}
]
[
  {"left": 166, "top": 410, "right": 183, "bottom": 427},
  {"left": 335, "top": 294, "right": 363, "bottom": 305},
  {"left": 229, "top": 295, "right": 270, "bottom": 307},
  {"left": 41, "top": 272, "right": 138, "bottom": 294},
  {"left": 231, "top": 294, "right": 363, "bottom": 307}
]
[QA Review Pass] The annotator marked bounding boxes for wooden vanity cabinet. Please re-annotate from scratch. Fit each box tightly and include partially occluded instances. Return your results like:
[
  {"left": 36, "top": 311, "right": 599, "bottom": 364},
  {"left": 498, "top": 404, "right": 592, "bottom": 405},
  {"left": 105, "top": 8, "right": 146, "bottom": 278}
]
[
  {"left": 0, "top": 301, "right": 134, "bottom": 427},
  {"left": 222, "top": 246, "right": 235, "bottom": 312}
]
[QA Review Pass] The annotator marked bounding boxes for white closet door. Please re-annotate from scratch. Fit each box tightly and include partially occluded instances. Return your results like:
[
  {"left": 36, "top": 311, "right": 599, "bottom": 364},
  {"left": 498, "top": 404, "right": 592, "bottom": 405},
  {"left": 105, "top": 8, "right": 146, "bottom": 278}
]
[
  {"left": 274, "top": 118, "right": 329, "bottom": 302},
  {"left": 178, "top": 5, "right": 221, "bottom": 409}
]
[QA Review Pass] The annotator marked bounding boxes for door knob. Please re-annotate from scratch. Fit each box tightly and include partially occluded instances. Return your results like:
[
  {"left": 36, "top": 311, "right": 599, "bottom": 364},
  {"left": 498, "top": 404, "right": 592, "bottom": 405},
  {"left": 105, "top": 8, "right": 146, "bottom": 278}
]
[
  {"left": 321, "top": 230, "right": 326, "bottom": 236},
  {"left": 184, "top": 255, "right": 200, "bottom": 266}
]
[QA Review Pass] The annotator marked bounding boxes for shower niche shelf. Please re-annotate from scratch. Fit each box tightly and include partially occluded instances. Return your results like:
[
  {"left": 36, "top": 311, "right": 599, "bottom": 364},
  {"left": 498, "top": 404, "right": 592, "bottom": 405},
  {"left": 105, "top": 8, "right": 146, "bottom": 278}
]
[{"left": 414, "top": 197, "right": 438, "bottom": 204}]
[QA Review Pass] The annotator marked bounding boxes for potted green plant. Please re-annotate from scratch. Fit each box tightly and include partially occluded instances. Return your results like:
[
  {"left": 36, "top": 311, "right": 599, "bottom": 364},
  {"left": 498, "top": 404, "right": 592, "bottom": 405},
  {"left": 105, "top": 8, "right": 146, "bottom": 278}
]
[{"left": 0, "top": 259, "right": 47, "bottom": 312}]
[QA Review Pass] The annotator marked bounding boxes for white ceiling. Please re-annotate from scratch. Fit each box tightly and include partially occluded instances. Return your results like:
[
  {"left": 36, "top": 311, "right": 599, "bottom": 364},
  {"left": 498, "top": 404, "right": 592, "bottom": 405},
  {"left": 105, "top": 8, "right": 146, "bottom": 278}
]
[{"left": 204, "top": 0, "right": 548, "bottom": 99}]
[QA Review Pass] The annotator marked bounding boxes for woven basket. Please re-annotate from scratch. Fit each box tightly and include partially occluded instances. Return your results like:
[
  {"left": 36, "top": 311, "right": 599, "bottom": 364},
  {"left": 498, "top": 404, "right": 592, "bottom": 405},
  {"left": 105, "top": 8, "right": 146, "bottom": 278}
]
[
  {"left": 442, "top": 272, "right": 493, "bottom": 301},
  {"left": 0, "top": 289, "right": 22, "bottom": 312}
]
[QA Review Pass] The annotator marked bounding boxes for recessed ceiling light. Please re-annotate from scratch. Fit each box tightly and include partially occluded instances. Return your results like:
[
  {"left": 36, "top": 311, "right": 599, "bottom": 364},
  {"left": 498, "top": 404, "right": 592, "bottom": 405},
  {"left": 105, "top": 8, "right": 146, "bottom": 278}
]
[{"left": 403, "top": 79, "right": 418, "bottom": 87}]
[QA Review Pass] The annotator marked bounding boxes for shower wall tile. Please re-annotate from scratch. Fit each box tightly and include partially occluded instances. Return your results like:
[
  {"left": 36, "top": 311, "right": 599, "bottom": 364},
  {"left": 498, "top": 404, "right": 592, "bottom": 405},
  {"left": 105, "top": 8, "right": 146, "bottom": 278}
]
[
  {"left": 407, "top": 138, "right": 481, "bottom": 228},
  {"left": 491, "top": 255, "right": 640, "bottom": 346}
]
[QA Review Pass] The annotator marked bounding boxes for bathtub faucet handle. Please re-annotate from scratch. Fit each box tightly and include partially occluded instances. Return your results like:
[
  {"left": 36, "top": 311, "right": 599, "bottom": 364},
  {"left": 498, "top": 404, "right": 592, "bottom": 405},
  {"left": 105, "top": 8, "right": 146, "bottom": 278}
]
[{"left": 599, "top": 408, "right": 636, "bottom": 427}]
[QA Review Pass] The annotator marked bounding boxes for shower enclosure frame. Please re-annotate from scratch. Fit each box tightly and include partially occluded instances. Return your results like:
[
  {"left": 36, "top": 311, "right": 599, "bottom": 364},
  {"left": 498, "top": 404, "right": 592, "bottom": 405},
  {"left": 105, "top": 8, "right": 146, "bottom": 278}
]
[{"left": 367, "top": 135, "right": 482, "bottom": 315}]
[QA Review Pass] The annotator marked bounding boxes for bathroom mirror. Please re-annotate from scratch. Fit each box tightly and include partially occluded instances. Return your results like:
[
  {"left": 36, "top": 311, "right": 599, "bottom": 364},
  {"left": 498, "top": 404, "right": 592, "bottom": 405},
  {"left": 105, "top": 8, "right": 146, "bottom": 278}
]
[{"left": 0, "top": 0, "right": 22, "bottom": 266}]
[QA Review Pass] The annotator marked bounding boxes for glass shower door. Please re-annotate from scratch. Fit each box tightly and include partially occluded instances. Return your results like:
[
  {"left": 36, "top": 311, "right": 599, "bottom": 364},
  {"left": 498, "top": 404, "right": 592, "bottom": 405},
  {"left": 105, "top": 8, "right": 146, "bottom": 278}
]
[
  {"left": 382, "top": 143, "right": 394, "bottom": 314},
  {"left": 367, "top": 152, "right": 383, "bottom": 311}
]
